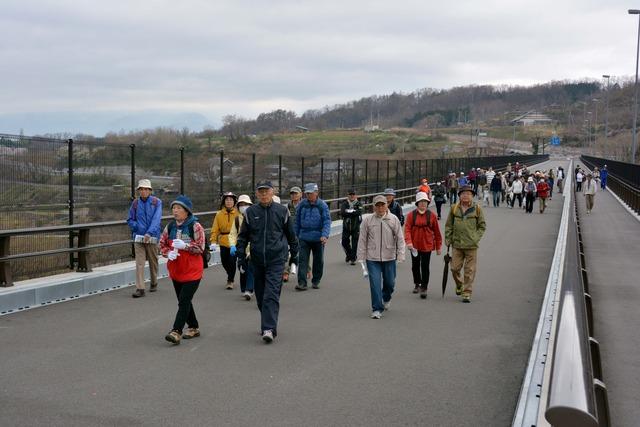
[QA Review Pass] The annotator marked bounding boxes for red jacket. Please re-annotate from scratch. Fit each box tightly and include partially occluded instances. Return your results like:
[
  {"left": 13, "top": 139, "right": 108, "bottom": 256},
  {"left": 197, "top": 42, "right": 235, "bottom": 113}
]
[
  {"left": 159, "top": 221, "right": 205, "bottom": 282},
  {"left": 404, "top": 209, "right": 442, "bottom": 252},
  {"left": 536, "top": 182, "right": 550, "bottom": 199}
]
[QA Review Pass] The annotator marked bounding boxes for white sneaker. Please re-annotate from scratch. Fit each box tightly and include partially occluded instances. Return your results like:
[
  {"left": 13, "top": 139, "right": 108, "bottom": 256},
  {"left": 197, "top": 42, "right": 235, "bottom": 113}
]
[
  {"left": 383, "top": 301, "right": 391, "bottom": 311},
  {"left": 262, "top": 330, "right": 274, "bottom": 343},
  {"left": 370, "top": 311, "right": 382, "bottom": 319},
  {"left": 243, "top": 291, "right": 252, "bottom": 301}
]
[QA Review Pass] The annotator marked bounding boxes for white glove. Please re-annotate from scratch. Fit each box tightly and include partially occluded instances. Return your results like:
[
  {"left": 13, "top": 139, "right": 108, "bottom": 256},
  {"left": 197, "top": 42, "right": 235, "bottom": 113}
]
[
  {"left": 290, "top": 263, "right": 298, "bottom": 276},
  {"left": 172, "top": 239, "right": 187, "bottom": 250},
  {"left": 346, "top": 208, "right": 355, "bottom": 213},
  {"left": 209, "top": 243, "right": 218, "bottom": 252},
  {"left": 360, "top": 261, "right": 368, "bottom": 279},
  {"left": 167, "top": 249, "right": 180, "bottom": 261}
]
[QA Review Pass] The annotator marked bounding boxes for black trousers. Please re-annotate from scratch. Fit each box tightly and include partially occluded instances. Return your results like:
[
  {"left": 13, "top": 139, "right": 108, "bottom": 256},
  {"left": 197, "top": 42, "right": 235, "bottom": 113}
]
[
  {"left": 172, "top": 279, "right": 200, "bottom": 331},
  {"left": 512, "top": 193, "right": 523, "bottom": 208},
  {"left": 411, "top": 250, "right": 432, "bottom": 290},
  {"left": 525, "top": 194, "right": 535, "bottom": 213},
  {"left": 220, "top": 245, "right": 236, "bottom": 282},
  {"left": 252, "top": 262, "right": 285, "bottom": 335},
  {"left": 341, "top": 229, "right": 359, "bottom": 262},
  {"left": 576, "top": 181, "right": 582, "bottom": 192},
  {"left": 435, "top": 201, "right": 444, "bottom": 219}
]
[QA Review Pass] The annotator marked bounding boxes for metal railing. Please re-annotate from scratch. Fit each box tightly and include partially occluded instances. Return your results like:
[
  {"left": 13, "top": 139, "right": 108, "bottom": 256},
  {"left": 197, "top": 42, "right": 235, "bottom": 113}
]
[
  {"left": 581, "top": 155, "right": 640, "bottom": 215},
  {"left": 544, "top": 182, "right": 610, "bottom": 426}
]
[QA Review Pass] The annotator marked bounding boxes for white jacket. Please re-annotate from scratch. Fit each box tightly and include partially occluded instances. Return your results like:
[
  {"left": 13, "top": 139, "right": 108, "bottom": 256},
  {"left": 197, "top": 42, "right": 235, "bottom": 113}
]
[
  {"left": 512, "top": 180, "right": 524, "bottom": 194},
  {"left": 357, "top": 212, "right": 406, "bottom": 262}
]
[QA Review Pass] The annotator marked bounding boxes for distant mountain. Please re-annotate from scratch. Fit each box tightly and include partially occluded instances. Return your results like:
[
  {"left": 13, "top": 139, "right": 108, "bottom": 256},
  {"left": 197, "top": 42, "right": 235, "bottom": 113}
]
[{"left": 0, "top": 111, "right": 214, "bottom": 136}]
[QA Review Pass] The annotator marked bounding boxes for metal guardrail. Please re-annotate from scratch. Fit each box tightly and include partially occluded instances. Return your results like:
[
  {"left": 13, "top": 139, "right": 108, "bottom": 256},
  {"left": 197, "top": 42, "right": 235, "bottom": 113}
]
[
  {"left": 544, "top": 191, "right": 610, "bottom": 426},
  {"left": 581, "top": 155, "right": 640, "bottom": 215}
]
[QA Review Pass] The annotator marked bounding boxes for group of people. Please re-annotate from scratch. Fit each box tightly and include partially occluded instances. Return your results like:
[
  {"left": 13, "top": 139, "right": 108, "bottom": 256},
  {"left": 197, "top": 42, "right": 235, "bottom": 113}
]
[{"left": 126, "top": 173, "right": 490, "bottom": 346}]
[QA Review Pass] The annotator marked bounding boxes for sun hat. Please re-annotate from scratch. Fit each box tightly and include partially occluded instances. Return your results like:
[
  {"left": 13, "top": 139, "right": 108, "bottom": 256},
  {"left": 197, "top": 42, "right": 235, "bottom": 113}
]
[
  {"left": 137, "top": 179, "right": 152, "bottom": 190},
  {"left": 457, "top": 185, "right": 476, "bottom": 196},
  {"left": 415, "top": 192, "right": 430, "bottom": 205},
  {"left": 237, "top": 194, "right": 252, "bottom": 205}
]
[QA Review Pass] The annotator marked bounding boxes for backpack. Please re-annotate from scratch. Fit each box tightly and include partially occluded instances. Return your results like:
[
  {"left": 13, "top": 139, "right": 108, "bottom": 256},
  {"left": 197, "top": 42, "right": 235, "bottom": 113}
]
[
  {"left": 132, "top": 196, "right": 159, "bottom": 218},
  {"left": 451, "top": 203, "right": 482, "bottom": 228},
  {"left": 167, "top": 220, "right": 211, "bottom": 269},
  {"left": 410, "top": 209, "right": 431, "bottom": 228}
]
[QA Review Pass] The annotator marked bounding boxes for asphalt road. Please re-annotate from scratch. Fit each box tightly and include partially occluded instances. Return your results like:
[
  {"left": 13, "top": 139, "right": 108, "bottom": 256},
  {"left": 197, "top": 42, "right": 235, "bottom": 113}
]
[{"left": 0, "top": 161, "right": 567, "bottom": 427}]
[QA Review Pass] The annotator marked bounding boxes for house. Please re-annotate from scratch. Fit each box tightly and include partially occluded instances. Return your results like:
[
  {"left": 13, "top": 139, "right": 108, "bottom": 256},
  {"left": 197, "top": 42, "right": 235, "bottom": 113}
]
[{"left": 510, "top": 111, "right": 553, "bottom": 126}]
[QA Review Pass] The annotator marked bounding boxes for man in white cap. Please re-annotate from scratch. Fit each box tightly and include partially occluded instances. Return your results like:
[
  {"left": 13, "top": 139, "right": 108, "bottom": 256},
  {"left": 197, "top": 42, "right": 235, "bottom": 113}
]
[
  {"left": 357, "top": 194, "right": 406, "bottom": 318},
  {"left": 127, "top": 179, "right": 163, "bottom": 298}
]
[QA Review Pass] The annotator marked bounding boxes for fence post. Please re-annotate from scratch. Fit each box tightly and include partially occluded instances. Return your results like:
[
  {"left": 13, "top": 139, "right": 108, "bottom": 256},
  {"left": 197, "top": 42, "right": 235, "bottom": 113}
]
[
  {"left": 254, "top": 153, "right": 257, "bottom": 193},
  {"left": 277, "top": 154, "right": 281, "bottom": 194},
  {"left": 376, "top": 160, "right": 380, "bottom": 192},
  {"left": 351, "top": 159, "right": 356, "bottom": 189},
  {"left": 320, "top": 158, "right": 324, "bottom": 198},
  {"left": 67, "top": 138, "right": 75, "bottom": 270},
  {"left": 337, "top": 159, "right": 341, "bottom": 197},
  {"left": 395, "top": 160, "right": 400, "bottom": 190},
  {"left": 403, "top": 160, "right": 407, "bottom": 190},
  {"left": 301, "top": 157, "right": 305, "bottom": 187},
  {"left": 219, "top": 150, "right": 224, "bottom": 196},
  {"left": 180, "top": 147, "right": 185, "bottom": 194},
  {"left": 364, "top": 160, "right": 368, "bottom": 194},
  {"left": 129, "top": 144, "right": 136, "bottom": 200},
  {"left": 0, "top": 236, "right": 12, "bottom": 286},
  {"left": 386, "top": 160, "right": 390, "bottom": 188}
]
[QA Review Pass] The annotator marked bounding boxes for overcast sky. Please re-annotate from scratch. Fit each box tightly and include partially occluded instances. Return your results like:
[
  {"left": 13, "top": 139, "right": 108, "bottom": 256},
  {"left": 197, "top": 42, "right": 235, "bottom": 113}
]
[{"left": 1, "top": 0, "right": 639, "bottom": 132}]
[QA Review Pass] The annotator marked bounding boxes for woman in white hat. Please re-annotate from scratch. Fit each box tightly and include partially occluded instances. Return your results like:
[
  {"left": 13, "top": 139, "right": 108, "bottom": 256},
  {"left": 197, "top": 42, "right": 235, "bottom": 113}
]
[
  {"left": 524, "top": 176, "right": 537, "bottom": 214},
  {"left": 404, "top": 192, "right": 442, "bottom": 299},
  {"left": 229, "top": 194, "right": 254, "bottom": 300}
]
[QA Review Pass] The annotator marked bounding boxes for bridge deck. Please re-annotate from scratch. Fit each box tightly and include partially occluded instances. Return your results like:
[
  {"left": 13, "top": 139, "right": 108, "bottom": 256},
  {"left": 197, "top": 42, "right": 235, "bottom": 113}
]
[
  {"left": 576, "top": 162, "right": 640, "bottom": 427},
  {"left": 1, "top": 160, "right": 567, "bottom": 426}
]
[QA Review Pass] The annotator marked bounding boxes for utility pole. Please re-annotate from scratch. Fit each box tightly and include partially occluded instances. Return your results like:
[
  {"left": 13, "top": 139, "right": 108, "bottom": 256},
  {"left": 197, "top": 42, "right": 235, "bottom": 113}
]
[{"left": 603, "top": 74, "right": 610, "bottom": 144}]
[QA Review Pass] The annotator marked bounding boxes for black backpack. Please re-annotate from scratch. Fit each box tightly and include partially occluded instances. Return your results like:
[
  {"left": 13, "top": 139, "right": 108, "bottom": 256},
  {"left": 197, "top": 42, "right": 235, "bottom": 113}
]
[{"left": 167, "top": 220, "right": 211, "bottom": 269}]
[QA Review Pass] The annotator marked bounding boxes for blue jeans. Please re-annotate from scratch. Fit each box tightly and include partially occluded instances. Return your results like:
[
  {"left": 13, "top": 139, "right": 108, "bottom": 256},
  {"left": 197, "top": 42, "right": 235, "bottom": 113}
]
[
  {"left": 298, "top": 239, "right": 324, "bottom": 287},
  {"left": 366, "top": 260, "right": 396, "bottom": 312},
  {"left": 492, "top": 191, "right": 501, "bottom": 207},
  {"left": 240, "top": 263, "right": 254, "bottom": 293}
]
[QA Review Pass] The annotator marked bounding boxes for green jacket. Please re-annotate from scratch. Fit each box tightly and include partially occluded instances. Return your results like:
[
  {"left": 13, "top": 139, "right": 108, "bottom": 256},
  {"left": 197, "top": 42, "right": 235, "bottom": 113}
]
[{"left": 444, "top": 203, "right": 486, "bottom": 249}]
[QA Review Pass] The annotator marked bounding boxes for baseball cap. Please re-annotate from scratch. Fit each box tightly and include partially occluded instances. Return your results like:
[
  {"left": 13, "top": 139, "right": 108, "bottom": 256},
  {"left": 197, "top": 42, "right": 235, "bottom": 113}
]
[
  {"left": 256, "top": 181, "right": 273, "bottom": 190},
  {"left": 304, "top": 183, "right": 319, "bottom": 193},
  {"left": 289, "top": 186, "right": 302, "bottom": 194},
  {"left": 373, "top": 195, "right": 387, "bottom": 205}
]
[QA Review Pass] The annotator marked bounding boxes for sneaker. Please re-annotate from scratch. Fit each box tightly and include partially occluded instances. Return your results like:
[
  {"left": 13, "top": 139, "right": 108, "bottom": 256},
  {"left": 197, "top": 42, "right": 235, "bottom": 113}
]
[
  {"left": 132, "top": 289, "right": 145, "bottom": 298},
  {"left": 244, "top": 291, "right": 253, "bottom": 301},
  {"left": 226, "top": 281, "right": 234, "bottom": 290},
  {"left": 462, "top": 295, "right": 471, "bottom": 303},
  {"left": 149, "top": 283, "right": 158, "bottom": 292},
  {"left": 412, "top": 285, "right": 420, "bottom": 294},
  {"left": 182, "top": 328, "right": 200, "bottom": 339},
  {"left": 282, "top": 272, "right": 289, "bottom": 282},
  {"left": 312, "top": 283, "right": 319, "bottom": 289},
  {"left": 165, "top": 330, "right": 181, "bottom": 345},
  {"left": 420, "top": 289, "right": 427, "bottom": 299},
  {"left": 383, "top": 301, "right": 390, "bottom": 311},
  {"left": 370, "top": 311, "right": 382, "bottom": 319},
  {"left": 295, "top": 284, "right": 308, "bottom": 291},
  {"left": 349, "top": 260, "right": 356, "bottom": 265},
  {"left": 455, "top": 283, "right": 463, "bottom": 296},
  {"left": 262, "top": 330, "right": 274, "bottom": 343}
]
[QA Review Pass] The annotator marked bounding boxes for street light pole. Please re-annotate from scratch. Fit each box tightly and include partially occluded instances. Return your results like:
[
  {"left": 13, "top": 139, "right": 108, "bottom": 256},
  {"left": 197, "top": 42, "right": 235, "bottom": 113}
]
[
  {"left": 629, "top": 9, "right": 640, "bottom": 162},
  {"left": 602, "top": 74, "right": 610, "bottom": 143}
]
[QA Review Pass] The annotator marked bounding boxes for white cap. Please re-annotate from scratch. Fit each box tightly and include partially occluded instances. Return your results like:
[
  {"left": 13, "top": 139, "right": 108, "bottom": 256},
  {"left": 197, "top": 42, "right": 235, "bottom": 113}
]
[
  {"left": 237, "top": 194, "right": 252, "bottom": 205},
  {"left": 415, "top": 191, "right": 430, "bottom": 205},
  {"left": 137, "top": 179, "right": 152, "bottom": 190}
]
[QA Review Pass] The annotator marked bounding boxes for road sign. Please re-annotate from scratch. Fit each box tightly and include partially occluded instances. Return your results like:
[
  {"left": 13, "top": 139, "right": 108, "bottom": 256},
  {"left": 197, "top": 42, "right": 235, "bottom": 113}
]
[{"left": 550, "top": 136, "right": 561, "bottom": 146}]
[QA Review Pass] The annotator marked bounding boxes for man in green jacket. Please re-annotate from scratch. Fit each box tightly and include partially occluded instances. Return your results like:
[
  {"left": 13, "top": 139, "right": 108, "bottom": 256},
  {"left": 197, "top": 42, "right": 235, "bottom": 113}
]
[{"left": 444, "top": 185, "right": 487, "bottom": 303}]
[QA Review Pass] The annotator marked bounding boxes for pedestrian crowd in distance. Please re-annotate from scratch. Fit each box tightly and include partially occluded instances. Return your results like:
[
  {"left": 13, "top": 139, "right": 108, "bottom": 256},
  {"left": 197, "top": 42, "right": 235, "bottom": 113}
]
[{"left": 127, "top": 159, "right": 588, "bottom": 346}]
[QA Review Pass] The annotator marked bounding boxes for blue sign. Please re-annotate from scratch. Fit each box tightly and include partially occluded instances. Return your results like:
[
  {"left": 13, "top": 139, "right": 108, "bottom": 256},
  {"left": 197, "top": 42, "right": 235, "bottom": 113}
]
[{"left": 550, "top": 136, "right": 561, "bottom": 146}]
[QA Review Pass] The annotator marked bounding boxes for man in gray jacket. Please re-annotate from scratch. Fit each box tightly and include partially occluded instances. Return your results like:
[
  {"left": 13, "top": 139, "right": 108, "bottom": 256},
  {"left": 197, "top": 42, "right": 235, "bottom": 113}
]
[{"left": 357, "top": 195, "right": 406, "bottom": 319}]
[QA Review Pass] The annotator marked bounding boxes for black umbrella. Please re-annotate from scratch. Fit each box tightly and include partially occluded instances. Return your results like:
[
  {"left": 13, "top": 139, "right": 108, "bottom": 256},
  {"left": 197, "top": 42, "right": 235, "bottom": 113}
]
[{"left": 442, "top": 245, "right": 451, "bottom": 297}]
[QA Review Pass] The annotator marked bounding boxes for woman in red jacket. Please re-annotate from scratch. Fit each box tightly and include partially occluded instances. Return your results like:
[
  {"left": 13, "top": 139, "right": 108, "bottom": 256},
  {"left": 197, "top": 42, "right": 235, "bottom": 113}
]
[
  {"left": 159, "top": 195, "right": 205, "bottom": 345},
  {"left": 404, "top": 192, "right": 442, "bottom": 299},
  {"left": 536, "top": 178, "right": 550, "bottom": 214}
]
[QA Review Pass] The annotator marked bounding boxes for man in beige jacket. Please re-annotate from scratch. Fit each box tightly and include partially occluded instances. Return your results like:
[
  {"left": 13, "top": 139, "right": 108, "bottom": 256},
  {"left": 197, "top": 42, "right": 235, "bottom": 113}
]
[{"left": 357, "top": 195, "right": 406, "bottom": 319}]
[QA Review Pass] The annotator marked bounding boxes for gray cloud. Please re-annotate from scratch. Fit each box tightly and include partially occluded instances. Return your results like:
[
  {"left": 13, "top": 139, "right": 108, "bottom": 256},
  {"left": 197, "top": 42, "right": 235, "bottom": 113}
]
[{"left": 1, "top": 0, "right": 638, "bottom": 134}]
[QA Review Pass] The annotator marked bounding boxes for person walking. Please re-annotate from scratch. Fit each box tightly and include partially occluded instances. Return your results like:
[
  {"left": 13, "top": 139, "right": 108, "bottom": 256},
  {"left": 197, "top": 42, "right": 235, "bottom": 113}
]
[
  {"left": 511, "top": 176, "right": 524, "bottom": 209},
  {"left": 236, "top": 181, "right": 298, "bottom": 343},
  {"left": 576, "top": 169, "right": 584, "bottom": 192},
  {"left": 229, "top": 194, "right": 255, "bottom": 300},
  {"left": 536, "top": 177, "right": 550, "bottom": 214},
  {"left": 600, "top": 165, "right": 608, "bottom": 190},
  {"left": 490, "top": 172, "right": 502, "bottom": 207},
  {"left": 476, "top": 169, "right": 487, "bottom": 201},
  {"left": 357, "top": 195, "right": 406, "bottom": 318},
  {"left": 557, "top": 166, "right": 565, "bottom": 194},
  {"left": 547, "top": 168, "right": 555, "bottom": 199},
  {"left": 524, "top": 177, "right": 537, "bottom": 214},
  {"left": 485, "top": 167, "right": 496, "bottom": 191},
  {"left": 418, "top": 178, "right": 432, "bottom": 199},
  {"left": 127, "top": 179, "right": 163, "bottom": 298},
  {"left": 447, "top": 172, "right": 459, "bottom": 205},
  {"left": 340, "top": 189, "right": 363, "bottom": 265},
  {"left": 584, "top": 173, "right": 598, "bottom": 214},
  {"left": 283, "top": 186, "right": 302, "bottom": 283},
  {"left": 444, "top": 186, "right": 486, "bottom": 303},
  {"left": 431, "top": 181, "right": 447, "bottom": 220},
  {"left": 383, "top": 188, "right": 405, "bottom": 225},
  {"left": 405, "top": 192, "right": 442, "bottom": 299},
  {"left": 160, "top": 195, "right": 205, "bottom": 345},
  {"left": 210, "top": 192, "right": 239, "bottom": 289},
  {"left": 295, "top": 183, "right": 331, "bottom": 290}
]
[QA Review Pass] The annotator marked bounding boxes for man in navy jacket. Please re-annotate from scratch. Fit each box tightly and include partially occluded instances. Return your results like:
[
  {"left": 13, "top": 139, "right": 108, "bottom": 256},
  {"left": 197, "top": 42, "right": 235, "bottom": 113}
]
[{"left": 295, "top": 183, "right": 331, "bottom": 290}]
